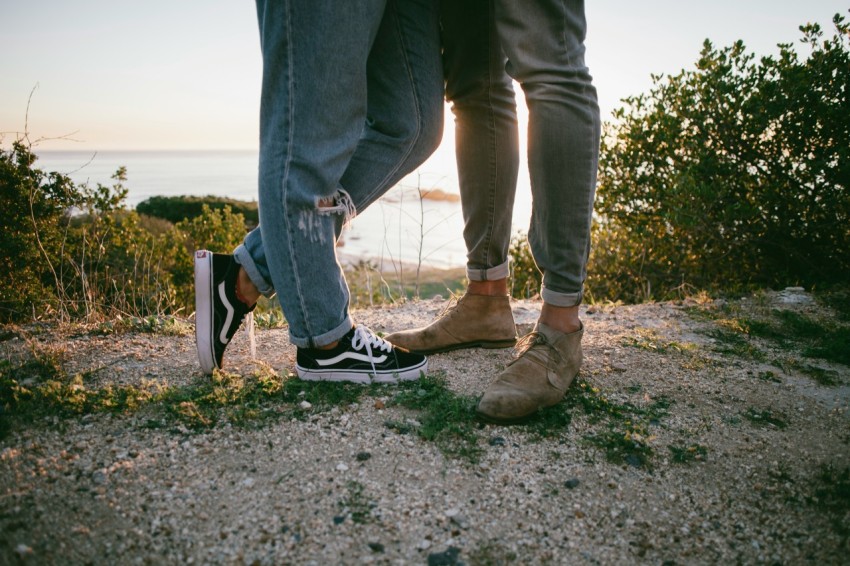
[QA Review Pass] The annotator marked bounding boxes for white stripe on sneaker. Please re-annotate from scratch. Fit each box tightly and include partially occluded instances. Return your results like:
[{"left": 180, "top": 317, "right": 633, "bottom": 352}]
[
  {"left": 315, "top": 352, "right": 389, "bottom": 366},
  {"left": 218, "top": 281, "right": 235, "bottom": 345}
]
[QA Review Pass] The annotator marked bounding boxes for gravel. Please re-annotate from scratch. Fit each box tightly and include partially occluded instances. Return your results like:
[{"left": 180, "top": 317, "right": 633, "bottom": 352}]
[{"left": 1, "top": 292, "right": 849, "bottom": 564}]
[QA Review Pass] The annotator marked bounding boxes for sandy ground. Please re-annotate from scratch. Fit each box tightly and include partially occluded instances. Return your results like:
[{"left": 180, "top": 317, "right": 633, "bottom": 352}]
[{"left": 1, "top": 291, "right": 848, "bottom": 565}]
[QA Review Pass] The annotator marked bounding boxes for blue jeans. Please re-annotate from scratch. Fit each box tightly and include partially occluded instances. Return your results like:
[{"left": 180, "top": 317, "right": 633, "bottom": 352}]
[
  {"left": 234, "top": 0, "right": 443, "bottom": 347},
  {"left": 442, "top": 0, "right": 600, "bottom": 306}
]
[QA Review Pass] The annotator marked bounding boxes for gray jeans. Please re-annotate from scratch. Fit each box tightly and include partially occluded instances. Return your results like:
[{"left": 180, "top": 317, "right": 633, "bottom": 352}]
[{"left": 442, "top": 0, "right": 600, "bottom": 306}]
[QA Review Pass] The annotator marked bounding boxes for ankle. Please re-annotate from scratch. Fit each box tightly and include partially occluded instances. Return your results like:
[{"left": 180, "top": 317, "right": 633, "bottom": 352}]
[
  {"left": 539, "top": 303, "right": 581, "bottom": 334},
  {"left": 468, "top": 278, "right": 508, "bottom": 297},
  {"left": 236, "top": 267, "right": 260, "bottom": 306}
]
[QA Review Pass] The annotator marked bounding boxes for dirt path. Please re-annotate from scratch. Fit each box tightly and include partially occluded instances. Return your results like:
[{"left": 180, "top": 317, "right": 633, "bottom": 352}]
[{"left": 1, "top": 290, "right": 848, "bottom": 564}]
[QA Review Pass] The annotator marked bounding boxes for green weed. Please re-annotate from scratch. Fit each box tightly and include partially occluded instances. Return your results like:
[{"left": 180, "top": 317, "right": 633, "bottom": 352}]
[
  {"left": 585, "top": 423, "right": 654, "bottom": 469},
  {"left": 707, "top": 328, "right": 766, "bottom": 361},
  {"left": 743, "top": 407, "right": 788, "bottom": 429},
  {"left": 668, "top": 443, "right": 708, "bottom": 464},
  {"left": 390, "top": 374, "right": 482, "bottom": 463},
  {"left": 623, "top": 328, "right": 697, "bottom": 355},
  {"left": 808, "top": 464, "right": 850, "bottom": 536},
  {"left": 339, "top": 480, "right": 374, "bottom": 525}
]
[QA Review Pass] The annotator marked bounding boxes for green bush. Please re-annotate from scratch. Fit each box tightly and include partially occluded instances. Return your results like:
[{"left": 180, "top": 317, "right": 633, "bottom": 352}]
[
  {"left": 169, "top": 205, "right": 250, "bottom": 310},
  {"left": 137, "top": 195, "right": 259, "bottom": 228},
  {"left": 1, "top": 141, "right": 85, "bottom": 320},
  {"left": 594, "top": 14, "right": 850, "bottom": 301},
  {"left": 508, "top": 231, "right": 542, "bottom": 299},
  {"left": 0, "top": 142, "right": 251, "bottom": 322}
]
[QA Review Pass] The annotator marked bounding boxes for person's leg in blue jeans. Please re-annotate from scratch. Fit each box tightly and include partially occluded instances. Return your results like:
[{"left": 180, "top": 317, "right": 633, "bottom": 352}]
[
  {"left": 194, "top": 0, "right": 443, "bottom": 381},
  {"left": 389, "top": 0, "right": 600, "bottom": 421}
]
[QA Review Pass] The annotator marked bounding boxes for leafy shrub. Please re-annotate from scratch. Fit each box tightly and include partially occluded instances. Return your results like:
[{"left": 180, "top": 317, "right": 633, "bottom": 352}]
[
  {"left": 137, "top": 195, "right": 259, "bottom": 228},
  {"left": 0, "top": 142, "right": 251, "bottom": 321},
  {"left": 508, "top": 231, "right": 542, "bottom": 299},
  {"left": 169, "top": 205, "right": 250, "bottom": 310},
  {"left": 594, "top": 14, "right": 850, "bottom": 301}
]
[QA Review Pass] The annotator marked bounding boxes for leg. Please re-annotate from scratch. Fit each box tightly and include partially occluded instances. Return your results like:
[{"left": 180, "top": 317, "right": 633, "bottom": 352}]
[
  {"left": 250, "top": 0, "right": 387, "bottom": 349},
  {"left": 235, "top": 0, "right": 444, "bottom": 307},
  {"left": 386, "top": 0, "right": 519, "bottom": 354},
  {"left": 497, "top": 0, "right": 600, "bottom": 313},
  {"left": 477, "top": 0, "right": 600, "bottom": 423},
  {"left": 198, "top": 0, "right": 442, "bottom": 379}
]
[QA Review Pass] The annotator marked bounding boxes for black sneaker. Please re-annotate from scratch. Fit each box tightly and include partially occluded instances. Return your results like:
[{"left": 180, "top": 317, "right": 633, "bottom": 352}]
[
  {"left": 194, "top": 250, "right": 256, "bottom": 374},
  {"left": 296, "top": 326, "right": 427, "bottom": 384}
]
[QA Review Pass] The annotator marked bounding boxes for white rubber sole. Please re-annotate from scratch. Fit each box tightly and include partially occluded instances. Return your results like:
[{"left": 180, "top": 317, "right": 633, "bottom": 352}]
[
  {"left": 295, "top": 360, "right": 427, "bottom": 385},
  {"left": 194, "top": 250, "right": 217, "bottom": 375}
]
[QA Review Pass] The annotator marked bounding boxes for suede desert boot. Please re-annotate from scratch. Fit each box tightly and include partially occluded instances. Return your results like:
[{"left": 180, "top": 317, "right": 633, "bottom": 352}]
[
  {"left": 385, "top": 293, "right": 516, "bottom": 354},
  {"left": 476, "top": 322, "right": 583, "bottom": 424}
]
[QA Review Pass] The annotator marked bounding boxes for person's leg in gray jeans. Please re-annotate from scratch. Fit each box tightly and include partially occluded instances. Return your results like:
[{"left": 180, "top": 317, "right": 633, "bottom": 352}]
[{"left": 388, "top": 0, "right": 600, "bottom": 422}]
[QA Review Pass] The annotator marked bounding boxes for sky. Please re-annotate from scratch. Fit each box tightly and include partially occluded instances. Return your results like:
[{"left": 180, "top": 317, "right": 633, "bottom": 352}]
[{"left": 1, "top": 0, "right": 847, "bottom": 154}]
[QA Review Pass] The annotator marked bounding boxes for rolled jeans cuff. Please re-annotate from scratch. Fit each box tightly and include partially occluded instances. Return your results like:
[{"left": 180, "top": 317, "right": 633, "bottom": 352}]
[
  {"left": 541, "top": 284, "right": 583, "bottom": 307},
  {"left": 289, "top": 316, "right": 352, "bottom": 349},
  {"left": 467, "top": 259, "right": 510, "bottom": 282},
  {"left": 233, "top": 244, "right": 275, "bottom": 298}
]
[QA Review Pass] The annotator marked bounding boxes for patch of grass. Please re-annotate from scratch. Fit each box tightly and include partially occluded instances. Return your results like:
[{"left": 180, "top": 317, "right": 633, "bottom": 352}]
[
  {"left": 585, "top": 423, "right": 654, "bottom": 469},
  {"left": 468, "top": 541, "right": 518, "bottom": 565},
  {"left": 742, "top": 407, "right": 788, "bottom": 429},
  {"left": 389, "top": 374, "right": 482, "bottom": 463},
  {"left": 160, "top": 367, "right": 383, "bottom": 429},
  {"left": 564, "top": 382, "right": 674, "bottom": 469},
  {"left": 794, "top": 362, "right": 841, "bottom": 387},
  {"left": 668, "top": 443, "right": 708, "bottom": 464},
  {"left": 520, "top": 403, "right": 573, "bottom": 438},
  {"left": 252, "top": 309, "right": 287, "bottom": 330},
  {"left": 808, "top": 464, "right": 850, "bottom": 536},
  {"left": 93, "top": 316, "right": 192, "bottom": 336},
  {"left": 339, "top": 480, "right": 374, "bottom": 524},
  {"left": 804, "top": 329, "right": 850, "bottom": 366},
  {"left": 689, "top": 296, "right": 850, "bottom": 368},
  {"left": 816, "top": 288, "right": 850, "bottom": 321},
  {"left": 741, "top": 310, "right": 850, "bottom": 366},
  {"left": 0, "top": 342, "right": 166, "bottom": 432},
  {"left": 755, "top": 370, "right": 782, "bottom": 383},
  {"left": 0, "top": 339, "right": 386, "bottom": 435},
  {"left": 707, "top": 328, "right": 766, "bottom": 361},
  {"left": 682, "top": 305, "right": 721, "bottom": 322},
  {"left": 623, "top": 328, "right": 697, "bottom": 355}
]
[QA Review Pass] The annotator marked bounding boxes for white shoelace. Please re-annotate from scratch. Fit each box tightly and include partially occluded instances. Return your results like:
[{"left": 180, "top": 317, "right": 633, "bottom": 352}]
[{"left": 350, "top": 326, "right": 392, "bottom": 377}]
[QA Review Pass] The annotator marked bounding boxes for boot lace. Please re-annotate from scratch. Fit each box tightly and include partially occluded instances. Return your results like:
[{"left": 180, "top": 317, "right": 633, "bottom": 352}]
[{"left": 507, "top": 330, "right": 561, "bottom": 368}]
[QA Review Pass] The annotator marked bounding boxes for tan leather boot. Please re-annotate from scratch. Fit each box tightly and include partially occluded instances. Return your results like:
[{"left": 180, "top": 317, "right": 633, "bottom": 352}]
[
  {"left": 385, "top": 294, "right": 516, "bottom": 354},
  {"left": 476, "top": 322, "right": 582, "bottom": 424}
]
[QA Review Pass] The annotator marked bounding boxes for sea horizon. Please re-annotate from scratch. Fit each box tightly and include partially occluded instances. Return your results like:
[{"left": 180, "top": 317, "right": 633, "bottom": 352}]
[{"left": 34, "top": 149, "right": 525, "bottom": 270}]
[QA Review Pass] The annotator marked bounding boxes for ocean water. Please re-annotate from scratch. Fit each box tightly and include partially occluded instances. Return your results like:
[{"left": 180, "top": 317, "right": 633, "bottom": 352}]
[{"left": 35, "top": 150, "right": 532, "bottom": 269}]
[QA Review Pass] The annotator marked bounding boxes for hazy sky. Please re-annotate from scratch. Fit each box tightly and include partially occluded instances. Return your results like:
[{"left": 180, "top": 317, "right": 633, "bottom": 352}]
[{"left": 1, "top": 1, "right": 846, "bottom": 151}]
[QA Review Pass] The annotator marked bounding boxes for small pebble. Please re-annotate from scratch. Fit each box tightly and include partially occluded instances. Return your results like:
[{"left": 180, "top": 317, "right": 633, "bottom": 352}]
[
  {"left": 368, "top": 542, "right": 385, "bottom": 553},
  {"left": 15, "top": 544, "right": 33, "bottom": 557},
  {"left": 428, "top": 546, "right": 461, "bottom": 566}
]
